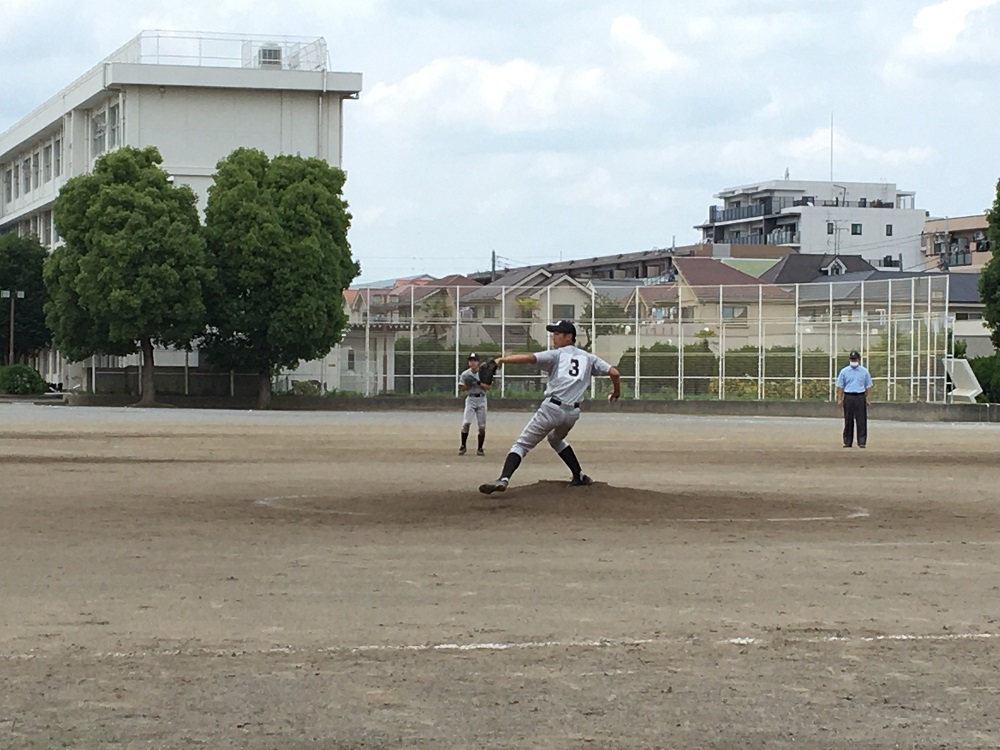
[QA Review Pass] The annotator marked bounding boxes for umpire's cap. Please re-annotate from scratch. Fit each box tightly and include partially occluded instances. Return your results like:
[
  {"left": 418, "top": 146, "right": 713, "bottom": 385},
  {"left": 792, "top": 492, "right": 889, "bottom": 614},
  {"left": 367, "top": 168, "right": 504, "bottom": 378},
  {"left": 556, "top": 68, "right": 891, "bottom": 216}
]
[
  {"left": 468, "top": 352, "right": 480, "bottom": 360},
  {"left": 849, "top": 350, "right": 860, "bottom": 360},
  {"left": 546, "top": 320, "right": 577, "bottom": 336}
]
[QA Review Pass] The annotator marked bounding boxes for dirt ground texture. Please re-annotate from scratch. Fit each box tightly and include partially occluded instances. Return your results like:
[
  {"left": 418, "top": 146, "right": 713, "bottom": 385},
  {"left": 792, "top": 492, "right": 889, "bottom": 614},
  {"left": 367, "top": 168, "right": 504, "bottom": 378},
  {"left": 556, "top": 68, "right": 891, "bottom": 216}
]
[{"left": 1, "top": 403, "right": 999, "bottom": 750}]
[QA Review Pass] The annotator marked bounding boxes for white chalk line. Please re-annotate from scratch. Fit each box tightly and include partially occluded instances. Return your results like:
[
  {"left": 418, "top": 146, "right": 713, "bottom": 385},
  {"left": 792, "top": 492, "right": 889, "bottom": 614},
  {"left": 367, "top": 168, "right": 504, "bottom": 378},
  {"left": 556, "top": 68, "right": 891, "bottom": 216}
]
[
  {"left": 5, "top": 630, "right": 998, "bottom": 663},
  {"left": 255, "top": 495, "right": 870, "bottom": 525},
  {"left": 254, "top": 495, "right": 369, "bottom": 516},
  {"left": 679, "top": 507, "right": 870, "bottom": 524},
  {"left": 723, "top": 632, "right": 1000, "bottom": 646}
]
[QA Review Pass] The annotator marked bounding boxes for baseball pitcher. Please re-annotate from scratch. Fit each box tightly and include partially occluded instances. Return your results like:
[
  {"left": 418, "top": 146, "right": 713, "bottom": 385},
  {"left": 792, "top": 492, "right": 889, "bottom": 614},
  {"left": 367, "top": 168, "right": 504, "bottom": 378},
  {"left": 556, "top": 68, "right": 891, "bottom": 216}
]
[
  {"left": 478, "top": 320, "right": 621, "bottom": 494},
  {"left": 458, "top": 353, "right": 490, "bottom": 456}
]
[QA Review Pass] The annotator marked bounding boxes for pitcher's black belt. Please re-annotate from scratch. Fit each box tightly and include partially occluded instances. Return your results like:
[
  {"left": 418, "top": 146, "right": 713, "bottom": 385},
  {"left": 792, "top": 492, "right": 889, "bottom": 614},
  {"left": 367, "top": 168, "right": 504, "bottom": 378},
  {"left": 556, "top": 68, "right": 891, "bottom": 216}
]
[
  {"left": 549, "top": 397, "right": 581, "bottom": 408},
  {"left": 469, "top": 392, "right": 483, "bottom": 397}
]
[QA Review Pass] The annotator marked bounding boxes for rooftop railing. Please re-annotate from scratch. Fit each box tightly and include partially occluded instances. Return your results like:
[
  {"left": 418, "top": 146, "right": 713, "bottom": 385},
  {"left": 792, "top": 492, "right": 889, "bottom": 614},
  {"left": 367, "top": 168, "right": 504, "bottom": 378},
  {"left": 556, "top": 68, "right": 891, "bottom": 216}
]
[{"left": 106, "top": 30, "right": 329, "bottom": 71}]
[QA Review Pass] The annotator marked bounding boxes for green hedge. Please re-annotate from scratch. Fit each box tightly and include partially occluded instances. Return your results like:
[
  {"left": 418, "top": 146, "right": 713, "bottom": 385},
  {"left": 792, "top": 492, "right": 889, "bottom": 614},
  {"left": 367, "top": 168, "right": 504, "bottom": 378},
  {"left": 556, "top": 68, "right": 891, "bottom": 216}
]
[{"left": 0, "top": 365, "right": 47, "bottom": 395}]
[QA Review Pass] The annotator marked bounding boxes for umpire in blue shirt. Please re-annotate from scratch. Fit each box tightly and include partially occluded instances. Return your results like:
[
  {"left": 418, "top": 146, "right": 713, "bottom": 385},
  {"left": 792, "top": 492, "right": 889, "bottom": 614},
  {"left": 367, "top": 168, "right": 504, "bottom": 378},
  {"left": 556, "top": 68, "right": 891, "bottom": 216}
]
[{"left": 836, "top": 350, "right": 873, "bottom": 448}]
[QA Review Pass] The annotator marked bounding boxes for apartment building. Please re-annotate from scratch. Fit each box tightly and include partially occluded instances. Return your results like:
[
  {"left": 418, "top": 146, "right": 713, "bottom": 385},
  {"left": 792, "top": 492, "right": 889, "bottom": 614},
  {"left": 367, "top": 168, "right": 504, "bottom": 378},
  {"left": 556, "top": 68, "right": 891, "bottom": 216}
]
[
  {"left": 694, "top": 179, "right": 927, "bottom": 272},
  {"left": 0, "top": 30, "right": 362, "bottom": 387},
  {"left": 922, "top": 214, "right": 991, "bottom": 273}
]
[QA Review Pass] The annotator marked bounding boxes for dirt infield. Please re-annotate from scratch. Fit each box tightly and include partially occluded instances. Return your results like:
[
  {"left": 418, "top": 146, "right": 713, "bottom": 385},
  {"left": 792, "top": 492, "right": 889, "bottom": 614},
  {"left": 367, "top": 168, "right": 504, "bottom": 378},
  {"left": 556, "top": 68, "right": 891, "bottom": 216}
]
[{"left": 1, "top": 404, "right": 999, "bottom": 749}]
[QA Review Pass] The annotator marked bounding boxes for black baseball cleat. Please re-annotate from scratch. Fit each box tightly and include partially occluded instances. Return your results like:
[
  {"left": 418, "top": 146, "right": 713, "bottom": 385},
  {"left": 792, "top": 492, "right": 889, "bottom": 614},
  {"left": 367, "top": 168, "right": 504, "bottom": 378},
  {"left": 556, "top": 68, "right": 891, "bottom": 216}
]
[
  {"left": 842, "top": 444, "right": 852, "bottom": 448},
  {"left": 459, "top": 446, "right": 467, "bottom": 456},
  {"left": 859, "top": 444, "right": 866, "bottom": 449},
  {"left": 479, "top": 479, "right": 508, "bottom": 495},
  {"left": 476, "top": 449, "right": 485, "bottom": 457},
  {"left": 570, "top": 474, "right": 593, "bottom": 487}
]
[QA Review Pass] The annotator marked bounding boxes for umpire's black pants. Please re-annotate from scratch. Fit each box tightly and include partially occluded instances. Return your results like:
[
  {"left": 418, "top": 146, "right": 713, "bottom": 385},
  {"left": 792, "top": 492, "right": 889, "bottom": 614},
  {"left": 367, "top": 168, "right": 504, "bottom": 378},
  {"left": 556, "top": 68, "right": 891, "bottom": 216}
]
[{"left": 842, "top": 392, "right": 867, "bottom": 447}]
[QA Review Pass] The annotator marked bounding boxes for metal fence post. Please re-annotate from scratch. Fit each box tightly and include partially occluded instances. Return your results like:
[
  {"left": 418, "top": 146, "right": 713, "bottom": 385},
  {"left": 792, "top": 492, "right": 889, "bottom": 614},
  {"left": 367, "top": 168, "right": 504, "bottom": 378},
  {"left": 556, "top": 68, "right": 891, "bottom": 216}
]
[
  {"left": 364, "top": 288, "right": 371, "bottom": 397},
  {"left": 757, "top": 285, "right": 764, "bottom": 401},
  {"left": 454, "top": 285, "right": 461, "bottom": 397},
  {"left": 794, "top": 284, "right": 801, "bottom": 400},
  {"left": 926, "top": 278, "right": 933, "bottom": 403},
  {"left": 678, "top": 284, "right": 685, "bottom": 400},
  {"left": 590, "top": 283, "right": 597, "bottom": 400},
  {"left": 634, "top": 284, "right": 641, "bottom": 399},
  {"left": 500, "top": 286, "right": 506, "bottom": 398},
  {"left": 828, "top": 282, "right": 834, "bottom": 400},
  {"left": 717, "top": 285, "right": 724, "bottom": 400},
  {"left": 409, "top": 286, "right": 415, "bottom": 395}
]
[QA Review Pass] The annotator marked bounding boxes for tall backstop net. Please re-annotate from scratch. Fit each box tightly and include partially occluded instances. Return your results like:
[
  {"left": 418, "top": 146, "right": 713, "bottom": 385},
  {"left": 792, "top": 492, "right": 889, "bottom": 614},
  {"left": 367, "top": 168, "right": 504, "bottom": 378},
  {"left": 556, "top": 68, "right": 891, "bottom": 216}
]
[{"left": 347, "top": 276, "right": 953, "bottom": 403}]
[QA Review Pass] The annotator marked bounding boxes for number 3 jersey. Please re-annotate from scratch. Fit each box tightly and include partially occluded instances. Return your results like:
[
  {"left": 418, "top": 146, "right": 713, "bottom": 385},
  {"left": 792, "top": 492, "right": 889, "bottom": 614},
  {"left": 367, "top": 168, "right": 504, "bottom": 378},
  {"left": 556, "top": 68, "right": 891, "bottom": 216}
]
[{"left": 534, "top": 345, "right": 612, "bottom": 404}]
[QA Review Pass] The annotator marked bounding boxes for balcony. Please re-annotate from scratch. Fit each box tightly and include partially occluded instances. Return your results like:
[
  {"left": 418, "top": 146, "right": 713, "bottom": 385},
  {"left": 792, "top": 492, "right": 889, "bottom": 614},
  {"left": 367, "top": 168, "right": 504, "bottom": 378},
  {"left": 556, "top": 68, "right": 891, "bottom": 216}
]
[
  {"left": 727, "top": 233, "right": 766, "bottom": 245},
  {"left": 724, "top": 230, "right": 799, "bottom": 246},
  {"left": 769, "top": 229, "right": 799, "bottom": 245},
  {"left": 708, "top": 203, "right": 766, "bottom": 224}
]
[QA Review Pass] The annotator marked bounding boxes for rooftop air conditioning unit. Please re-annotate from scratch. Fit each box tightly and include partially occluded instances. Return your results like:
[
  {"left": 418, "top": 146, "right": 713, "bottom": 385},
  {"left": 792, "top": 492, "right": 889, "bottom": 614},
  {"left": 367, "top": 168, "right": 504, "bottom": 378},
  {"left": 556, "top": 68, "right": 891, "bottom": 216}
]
[{"left": 258, "top": 44, "right": 283, "bottom": 69}]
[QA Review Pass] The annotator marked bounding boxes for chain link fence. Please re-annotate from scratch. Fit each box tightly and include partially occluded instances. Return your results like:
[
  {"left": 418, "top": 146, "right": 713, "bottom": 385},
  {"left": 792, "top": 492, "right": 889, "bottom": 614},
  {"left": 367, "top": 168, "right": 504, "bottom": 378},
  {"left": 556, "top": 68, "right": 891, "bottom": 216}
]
[{"left": 333, "top": 276, "right": 953, "bottom": 403}]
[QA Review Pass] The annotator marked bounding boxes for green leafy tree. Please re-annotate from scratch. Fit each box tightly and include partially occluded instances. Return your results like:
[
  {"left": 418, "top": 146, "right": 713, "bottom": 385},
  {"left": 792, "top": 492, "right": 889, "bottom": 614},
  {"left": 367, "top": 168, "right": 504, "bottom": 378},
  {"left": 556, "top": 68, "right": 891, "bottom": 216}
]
[
  {"left": 0, "top": 234, "right": 51, "bottom": 364},
  {"left": 45, "top": 146, "right": 210, "bottom": 405},
  {"left": 578, "top": 292, "right": 629, "bottom": 350},
  {"left": 979, "top": 178, "right": 1000, "bottom": 348},
  {"left": 202, "top": 148, "right": 359, "bottom": 409}
]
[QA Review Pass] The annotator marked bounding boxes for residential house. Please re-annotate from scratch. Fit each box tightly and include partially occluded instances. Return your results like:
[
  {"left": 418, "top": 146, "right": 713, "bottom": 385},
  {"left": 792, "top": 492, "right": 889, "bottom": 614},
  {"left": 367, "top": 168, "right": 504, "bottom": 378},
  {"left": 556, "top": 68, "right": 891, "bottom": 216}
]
[
  {"left": 760, "top": 254, "right": 877, "bottom": 285},
  {"left": 460, "top": 267, "right": 595, "bottom": 349},
  {"left": 466, "top": 244, "right": 720, "bottom": 286}
]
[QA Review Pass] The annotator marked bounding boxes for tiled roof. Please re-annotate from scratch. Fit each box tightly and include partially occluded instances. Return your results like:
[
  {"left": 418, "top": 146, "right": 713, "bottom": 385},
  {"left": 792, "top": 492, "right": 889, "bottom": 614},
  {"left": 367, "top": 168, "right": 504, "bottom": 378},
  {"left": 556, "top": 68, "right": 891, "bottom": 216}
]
[
  {"left": 760, "top": 254, "right": 875, "bottom": 284},
  {"left": 673, "top": 257, "right": 791, "bottom": 302}
]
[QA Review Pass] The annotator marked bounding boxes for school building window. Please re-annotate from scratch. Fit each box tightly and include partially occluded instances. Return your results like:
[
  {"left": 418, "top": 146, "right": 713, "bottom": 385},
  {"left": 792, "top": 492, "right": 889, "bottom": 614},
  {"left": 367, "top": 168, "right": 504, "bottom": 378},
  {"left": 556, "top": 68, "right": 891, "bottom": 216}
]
[
  {"left": 552, "top": 304, "right": 575, "bottom": 320},
  {"left": 827, "top": 222, "right": 834, "bottom": 235},
  {"left": 885, "top": 224, "right": 893, "bottom": 237},
  {"left": 851, "top": 223, "right": 863, "bottom": 236}
]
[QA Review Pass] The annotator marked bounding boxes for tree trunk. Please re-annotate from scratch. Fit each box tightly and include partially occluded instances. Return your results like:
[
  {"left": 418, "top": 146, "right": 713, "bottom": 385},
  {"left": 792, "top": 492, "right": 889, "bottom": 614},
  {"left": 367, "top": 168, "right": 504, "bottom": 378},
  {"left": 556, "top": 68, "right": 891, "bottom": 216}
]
[
  {"left": 136, "top": 337, "right": 157, "bottom": 406},
  {"left": 257, "top": 370, "right": 272, "bottom": 410}
]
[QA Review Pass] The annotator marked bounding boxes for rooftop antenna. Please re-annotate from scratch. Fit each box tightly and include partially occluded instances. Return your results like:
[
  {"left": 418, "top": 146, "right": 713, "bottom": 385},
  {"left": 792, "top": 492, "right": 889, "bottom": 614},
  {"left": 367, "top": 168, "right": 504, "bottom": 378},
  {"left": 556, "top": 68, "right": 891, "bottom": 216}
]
[{"left": 784, "top": 167, "right": 790, "bottom": 180}]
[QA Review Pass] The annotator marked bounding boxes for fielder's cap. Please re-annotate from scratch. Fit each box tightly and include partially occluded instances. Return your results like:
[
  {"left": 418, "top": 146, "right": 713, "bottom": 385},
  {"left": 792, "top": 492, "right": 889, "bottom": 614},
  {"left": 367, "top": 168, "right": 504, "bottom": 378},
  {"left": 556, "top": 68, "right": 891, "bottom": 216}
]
[
  {"left": 468, "top": 352, "right": 480, "bottom": 360},
  {"left": 849, "top": 350, "right": 860, "bottom": 360},
  {"left": 546, "top": 320, "right": 577, "bottom": 336}
]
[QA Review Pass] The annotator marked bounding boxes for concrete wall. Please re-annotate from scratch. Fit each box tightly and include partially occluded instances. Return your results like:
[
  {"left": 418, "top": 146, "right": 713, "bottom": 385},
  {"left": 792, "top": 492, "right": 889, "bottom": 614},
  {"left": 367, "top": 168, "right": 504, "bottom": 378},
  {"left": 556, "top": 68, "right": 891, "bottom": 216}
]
[
  {"left": 796, "top": 205, "right": 925, "bottom": 270},
  {"left": 63, "top": 392, "right": 1000, "bottom": 423}
]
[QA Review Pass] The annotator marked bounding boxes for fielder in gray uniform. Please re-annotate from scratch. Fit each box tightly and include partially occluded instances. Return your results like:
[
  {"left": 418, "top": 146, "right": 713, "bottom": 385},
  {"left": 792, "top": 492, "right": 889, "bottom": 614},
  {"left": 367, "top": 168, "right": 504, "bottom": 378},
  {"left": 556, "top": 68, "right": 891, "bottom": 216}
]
[
  {"left": 458, "top": 353, "right": 490, "bottom": 456},
  {"left": 479, "top": 320, "right": 621, "bottom": 494}
]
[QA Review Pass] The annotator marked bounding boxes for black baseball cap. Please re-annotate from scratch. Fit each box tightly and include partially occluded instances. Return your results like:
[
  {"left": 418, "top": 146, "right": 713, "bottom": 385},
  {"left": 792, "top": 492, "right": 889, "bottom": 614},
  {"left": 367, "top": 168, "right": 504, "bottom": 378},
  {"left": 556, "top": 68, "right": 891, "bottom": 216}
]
[
  {"left": 849, "top": 350, "right": 860, "bottom": 360},
  {"left": 546, "top": 320, "right": 577, "bottom": 336},
  {"left": 468, "top": 353, "right": 480, "bottom": 360}
]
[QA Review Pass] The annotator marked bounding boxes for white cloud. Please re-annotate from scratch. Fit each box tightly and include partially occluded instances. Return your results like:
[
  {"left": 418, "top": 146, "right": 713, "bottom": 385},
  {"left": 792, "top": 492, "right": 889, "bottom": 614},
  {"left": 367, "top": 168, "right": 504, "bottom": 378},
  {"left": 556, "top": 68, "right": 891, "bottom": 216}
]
[
  {"left": 362, "top": 56, "right": 608, "bottom": 133},
  {"left": 884, "top": 0, "right": 1000, "bottom": 78},
  {"left": 609, "top": 15, "right": 693, "bottom": 73},
  {"left": 785, "top": 127, "right": 934, "bottom": 167},
  {"left": 718, "top": 127, "right": 934, "bottom": 181}
]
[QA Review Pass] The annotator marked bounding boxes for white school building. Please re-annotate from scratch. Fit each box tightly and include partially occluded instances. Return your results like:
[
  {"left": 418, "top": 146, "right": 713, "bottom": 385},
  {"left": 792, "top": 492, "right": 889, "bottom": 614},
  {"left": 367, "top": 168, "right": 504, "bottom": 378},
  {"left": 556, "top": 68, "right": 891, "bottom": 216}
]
[{"left": 0, "top": 30, "right": 362, "bottom": 389}]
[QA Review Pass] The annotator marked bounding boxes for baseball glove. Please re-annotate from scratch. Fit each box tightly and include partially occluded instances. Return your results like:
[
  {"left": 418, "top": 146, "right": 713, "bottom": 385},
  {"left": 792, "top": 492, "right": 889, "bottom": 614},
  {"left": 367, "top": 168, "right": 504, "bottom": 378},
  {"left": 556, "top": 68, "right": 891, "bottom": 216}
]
[
  {"left": 461, "top": 372, "right": 479, "bottom": 387},
  {"left": 477, "top": 358, "right": 499, "bottom": 386}
]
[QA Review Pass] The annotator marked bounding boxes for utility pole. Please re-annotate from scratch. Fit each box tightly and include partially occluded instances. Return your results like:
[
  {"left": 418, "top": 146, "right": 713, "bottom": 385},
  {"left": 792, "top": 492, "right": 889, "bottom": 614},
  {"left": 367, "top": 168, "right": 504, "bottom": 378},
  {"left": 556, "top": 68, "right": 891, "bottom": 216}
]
[
  {"left": 491, "top": 249, "right": 496, "bottom": 283},
  {"left": 1, "top": 289, "right": 25, "bottom": 365}
]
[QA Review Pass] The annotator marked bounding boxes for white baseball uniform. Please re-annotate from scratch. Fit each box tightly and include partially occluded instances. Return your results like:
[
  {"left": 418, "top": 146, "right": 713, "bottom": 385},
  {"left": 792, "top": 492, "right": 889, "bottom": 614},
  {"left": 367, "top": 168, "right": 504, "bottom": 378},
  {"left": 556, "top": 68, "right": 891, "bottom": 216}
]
[
  {"left": 510, "top": 345, "right": 612, "bottom": 457},
  {"left": 459, "top": 367, "right": 487, "bottom": 430}
]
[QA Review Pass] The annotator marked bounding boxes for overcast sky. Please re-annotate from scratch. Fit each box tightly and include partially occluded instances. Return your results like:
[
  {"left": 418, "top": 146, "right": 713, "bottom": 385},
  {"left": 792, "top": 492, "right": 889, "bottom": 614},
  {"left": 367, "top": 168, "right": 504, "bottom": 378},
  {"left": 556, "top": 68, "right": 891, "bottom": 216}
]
[{"left": 2, "top": 0, "right": 998, "bottom": 282}]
